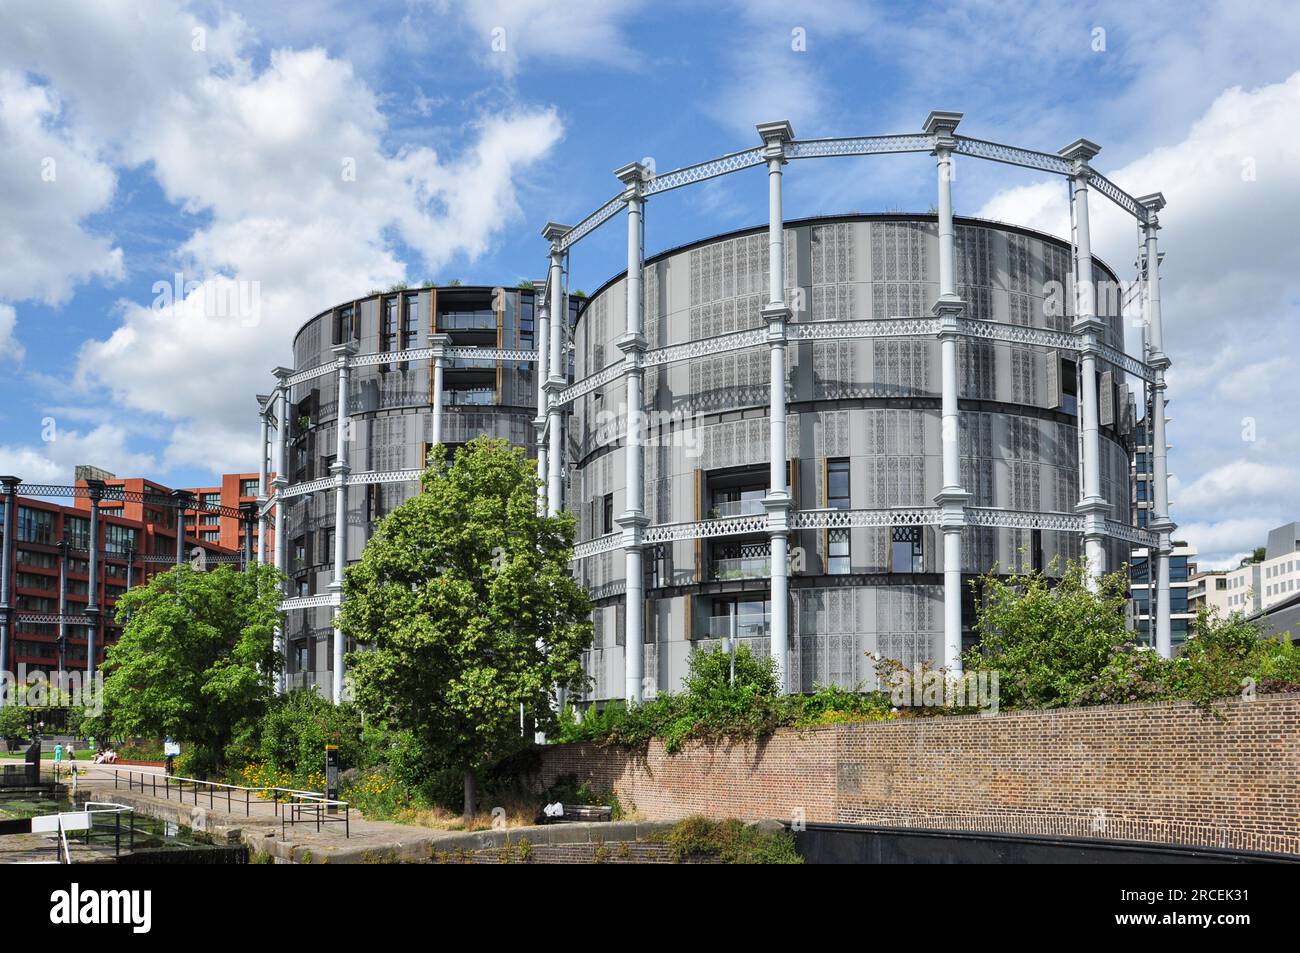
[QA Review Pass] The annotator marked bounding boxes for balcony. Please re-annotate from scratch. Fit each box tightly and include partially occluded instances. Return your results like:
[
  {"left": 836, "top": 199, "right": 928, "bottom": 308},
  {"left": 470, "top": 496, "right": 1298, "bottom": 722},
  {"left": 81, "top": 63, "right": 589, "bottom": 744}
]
[
  {"left": 438, "top": 311, "right": 496, "bottom": 332},
  {"left": 705, "top": 613, "right": 770, "bottom": 639},
  {"left": 710, "top": 555, "right": 769, "bottom": 581},
  {"left": 707, "top": 498, "right": 766, "bottom": 518},
  {"left": 444, "top": 388, "right": 496, "bottom": 406}
]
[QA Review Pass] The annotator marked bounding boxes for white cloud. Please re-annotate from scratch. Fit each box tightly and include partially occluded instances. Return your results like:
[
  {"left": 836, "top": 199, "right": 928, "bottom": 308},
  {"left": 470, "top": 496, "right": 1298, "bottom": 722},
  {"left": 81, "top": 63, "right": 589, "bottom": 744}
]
[
  {"left": 977, "top": 73, "right": 1300, "bottom": 561},
  {"left": 0, "top": 72, "right": 123, "bottom": 304},
  {"left": 1, "top": 1, "right": 564, "bottom": 476},
  {"left": 1172, "top": 461, "right": 1297, "bottom": 514},
  {"left": 0, "top": 424, "right": 158, "bottom": 486},
  {"left": 0, "top": 305, "right": 23, "bottom": 363},
  {"left": 447, "top": 0, "right": 648, "bottom": 77}
]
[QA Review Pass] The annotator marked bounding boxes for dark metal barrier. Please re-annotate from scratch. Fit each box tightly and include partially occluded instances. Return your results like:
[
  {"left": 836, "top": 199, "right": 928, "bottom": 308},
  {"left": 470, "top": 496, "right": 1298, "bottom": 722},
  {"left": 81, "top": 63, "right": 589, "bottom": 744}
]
[
  {"left": 791, "top": 823, "right": 1300, "bottom": 865},
  {"left": 119, "top": 845, "right": 249, "bottom": 864}
]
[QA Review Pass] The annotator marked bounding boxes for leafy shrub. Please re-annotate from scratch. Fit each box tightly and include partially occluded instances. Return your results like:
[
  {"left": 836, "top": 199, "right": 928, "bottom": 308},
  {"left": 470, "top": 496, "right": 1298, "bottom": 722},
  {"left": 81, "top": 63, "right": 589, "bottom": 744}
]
[
  {"left": 963, "top": 559, "right": 1131, "bottom": 709},
  {"left": 253, "top": 690, "right": 366, "bottom": 782},
  {"left": 554, "top": 645, "right": 897, "bottom": 753},
  {"left": 665, "top": 816, "right": 802, "bottom": 864}
]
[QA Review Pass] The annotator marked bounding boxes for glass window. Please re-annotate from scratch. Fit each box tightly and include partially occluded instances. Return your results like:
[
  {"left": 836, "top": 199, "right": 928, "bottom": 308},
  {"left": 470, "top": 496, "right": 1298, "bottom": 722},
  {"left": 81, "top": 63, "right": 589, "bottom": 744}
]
[
  {"left": 1170, "top": 557, "right": 1189, "bottom": 582},
  {"left": 891, "top": 526, "right": 923, "bottom": 573},
  {"left": 381, "top": 297, "right": 399, "bottom": 352},
  {"left": 603, "top": 494, "right": 614, "bottom": 535},
  {"left": 65, "top": 516, "right": 90, "bottom": 550},
  {"left": 1169, "top": 589, "right": 1188, "bottom": 613},
  {"left": 104, "top": 524, "right": 138, "bottom": 554},
  {"left": 402, "top": 294, "right": 420, "bottom": 345},
  {"left": 240, "top": 479, "right": 259, "bottom": 496},
  {"left": 1059, "top": 359, "right": 1078, "bottom": 415},
  {"left": 828, "top": 528, "right": 850, "bottom": 574},
  {"left": 17, "top": 507, "right": 54, "bottom": 545},
  {"left": 827, "top": 458, "right": 850, "bottom": 509}
]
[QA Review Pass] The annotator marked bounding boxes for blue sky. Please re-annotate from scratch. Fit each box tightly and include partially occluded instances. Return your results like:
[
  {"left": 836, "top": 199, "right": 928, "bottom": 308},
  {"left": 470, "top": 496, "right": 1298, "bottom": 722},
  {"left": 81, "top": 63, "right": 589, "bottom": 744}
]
[{"left": 1, "top": 0, "right": 1298, "bottom": 566}]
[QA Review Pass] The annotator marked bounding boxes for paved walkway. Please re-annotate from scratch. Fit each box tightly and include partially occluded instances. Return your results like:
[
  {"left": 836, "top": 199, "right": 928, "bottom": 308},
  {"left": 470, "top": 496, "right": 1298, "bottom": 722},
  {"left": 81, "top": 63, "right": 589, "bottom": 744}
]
[{"left": 69, "top": 766, "right": 582, "bottom": 863}]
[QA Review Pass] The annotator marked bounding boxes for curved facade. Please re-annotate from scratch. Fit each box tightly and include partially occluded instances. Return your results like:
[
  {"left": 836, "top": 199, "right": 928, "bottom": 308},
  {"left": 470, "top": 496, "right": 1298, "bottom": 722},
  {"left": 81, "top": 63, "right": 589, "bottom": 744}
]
[
  {"left": 278, "top": 285, "right": 576, "bottom": 691},
  {"left": 568, "top": 214, "right": 1134, "bottom": 698}
]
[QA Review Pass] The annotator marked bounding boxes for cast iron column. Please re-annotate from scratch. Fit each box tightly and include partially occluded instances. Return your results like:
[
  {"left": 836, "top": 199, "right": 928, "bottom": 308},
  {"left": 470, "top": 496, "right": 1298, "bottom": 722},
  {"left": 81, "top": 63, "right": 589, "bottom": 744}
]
[
  {"left": 1139, "top": 193, "right": 1175, "bottom": 657},
  {"left": 614, "top": 162, "right": 649, "bottom": 704},
  {"left": 1062, "top": 138, "right": 1108, "bottom": 590},
  {"left": 272, "top": 368, "right": 292, "bottom": 694},
  {"left": 85, "top": 479, "right": 103, "bottom": 679},
  {"left": 758, "top": 121, "right": 795, "bottom": 692},
  {"left": 330, "top": 342, "right": 356, "bottom": 703},
  {"left": 0, "top": 477, "right": 17, "bottom": 702},
  {"left": 927, "top": 111, "right": 971, "bottom": 674},
  {"left": 543, "top": 225, "right": 572, "bottom": 517}
]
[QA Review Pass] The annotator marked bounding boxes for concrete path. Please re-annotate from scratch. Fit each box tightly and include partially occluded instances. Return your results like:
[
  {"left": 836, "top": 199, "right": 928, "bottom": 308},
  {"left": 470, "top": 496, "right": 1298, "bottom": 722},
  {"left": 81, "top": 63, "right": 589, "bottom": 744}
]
[{"left": 66, "top": 767, "right": 667, "bottom": 864}]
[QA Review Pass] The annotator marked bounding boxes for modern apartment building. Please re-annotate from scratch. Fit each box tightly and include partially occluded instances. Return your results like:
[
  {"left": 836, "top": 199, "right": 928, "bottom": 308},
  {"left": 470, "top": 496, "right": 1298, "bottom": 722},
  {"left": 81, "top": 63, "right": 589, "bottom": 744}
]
[
  {"left": 0, "top": 488, "right": 237, "bottom": 677},
  {"left": 259, "top": 114, "right": 1175, "bottom": 704},
  {"left": 1190, "top": 521, "right": 1300, "bottom": 618},
  {"left": 567, "top": 212, "right": 1135, "bottom": 696},
  {"left": 269, "top": 284, "right": 579, "bottom": 693},
  {"left": 184, "top": 472, "right": 272, "bottom": 554},
  {"left": 1131, "top": 542, "right": 1196, "bottom": 649}
]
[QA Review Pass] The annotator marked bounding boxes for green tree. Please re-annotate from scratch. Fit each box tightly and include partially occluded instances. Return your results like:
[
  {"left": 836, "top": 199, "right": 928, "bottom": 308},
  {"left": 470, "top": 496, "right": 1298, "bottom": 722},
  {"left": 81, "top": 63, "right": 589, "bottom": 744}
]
[
  {"left": 103, "top": 563, "right": 284, "bottom": 776},
  {"left": 341, "top": 436, "right": 592, "bottom": 821},
  {"left": 0, "top": 705, "right": 30, "bottom": 746},
  {"left": 250, "top": 690, "right": 366, "bottom": 781},
  {"left": 963, "top": 559, "right": 1132, "bottom": 709}
]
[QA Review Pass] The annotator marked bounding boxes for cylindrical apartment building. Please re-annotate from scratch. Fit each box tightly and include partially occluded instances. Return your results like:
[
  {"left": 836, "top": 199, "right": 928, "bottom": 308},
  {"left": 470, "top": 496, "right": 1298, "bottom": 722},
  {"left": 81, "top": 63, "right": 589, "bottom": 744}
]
[
  {"left": 568, "top": 214, "right": 1134, "bottom": 698},
  {"left": 278, "top": 285, "right": 576, "bottom": 692}
]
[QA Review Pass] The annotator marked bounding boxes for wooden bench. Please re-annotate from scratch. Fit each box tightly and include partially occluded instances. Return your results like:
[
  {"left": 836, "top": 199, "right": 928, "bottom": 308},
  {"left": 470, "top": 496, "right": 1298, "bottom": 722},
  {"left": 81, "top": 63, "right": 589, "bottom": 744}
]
[{"left": 536, "top": 804, "right": 613, "bottom": 824}]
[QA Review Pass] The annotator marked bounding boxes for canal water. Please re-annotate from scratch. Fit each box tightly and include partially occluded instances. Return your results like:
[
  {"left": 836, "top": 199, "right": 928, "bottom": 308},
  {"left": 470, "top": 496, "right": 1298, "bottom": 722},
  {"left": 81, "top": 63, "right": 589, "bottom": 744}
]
[{"left": 0, "top": 789, "right": 242, "bottom": 863}]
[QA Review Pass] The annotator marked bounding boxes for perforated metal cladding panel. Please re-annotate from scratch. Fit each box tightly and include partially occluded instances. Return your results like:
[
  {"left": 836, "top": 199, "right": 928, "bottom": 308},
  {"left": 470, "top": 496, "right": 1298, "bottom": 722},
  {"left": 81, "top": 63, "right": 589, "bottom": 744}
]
[
  {"left": 1008, "top": 234, "right": 1033, "bottom": 294},
  {"left": 815, "top": 410, "right": 851, "bottom": 458},
  {"left": 810, "top": 223, "right": 855, "bottom": 322},
  {"left": 961, "top": 412, "right": 995, "bottom": 507},
  {"left": 1099, "top": 370, "right": 1114, "bottom": 427},
  {"left": 871, "top": 222, "right": 929, "bottom": 320},
  {"left": 698, "top": 417, "right": 771, "bottom": 470},
  {"left": 1042, "top": 242, "right": 1072, "bottom": 331},
  {"left": 644, "top": 260, "right": 662, "bottom": 409},
  {"left": 295, "top": 317, "right": 323, "bottom": 374},
  {"left": 872, "top": 339, "right": 932, "bottom": 396},
  {"left": 686, "top": 345, "right": 768, "bottom": 412},
  {"left": 585, "top": 292, "right": 608, "bottom": 375},
  {"left": 875, "top": 585, "right": 942, "bottom": 670},
  {"left": 812, "top": 340, "right": 856, "bottom": 398},
  {"left": 959, "top": 339, "right": 996, "bottom": 398},
  {"left": 795, "top": 588, "right": 863, "bottom": 691}
]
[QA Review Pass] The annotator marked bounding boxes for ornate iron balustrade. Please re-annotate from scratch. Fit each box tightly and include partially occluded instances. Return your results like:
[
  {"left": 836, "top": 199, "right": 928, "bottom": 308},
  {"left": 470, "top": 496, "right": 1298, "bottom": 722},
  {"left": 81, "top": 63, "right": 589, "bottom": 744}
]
[
  {"left": 280, "top": 594, "right": 337, "bottom": 612},
  {"left": 557, "top": 194, "right": 626, "bottom": 253},
  {"left": 643, "top": 147, "right": 765, "bottom": 195},
  {"left": 786, "top": 134, "right": 931, "bottom": 159},
  {"left": 951, "top": 136, "right": 1071, "bottom": 175}
]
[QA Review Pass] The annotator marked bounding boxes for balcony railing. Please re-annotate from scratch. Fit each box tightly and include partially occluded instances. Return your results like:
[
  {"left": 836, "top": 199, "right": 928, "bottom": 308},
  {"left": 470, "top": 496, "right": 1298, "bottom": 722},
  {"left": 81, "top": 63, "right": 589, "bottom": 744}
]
[
  {"left": 444, "top": 389, "right": 496, "bottom": 406},
  {"left": 707, "top": 498, "right": 766, "bottom": 518},
  {"left": 705, "top": 614, "right": 771, "bottom": 639},
  {"left": 438, "top": 312, "right": 496, "bottom": 331},
  {"left": 710, "top": 556, "right": 769, "bottom": 581}
]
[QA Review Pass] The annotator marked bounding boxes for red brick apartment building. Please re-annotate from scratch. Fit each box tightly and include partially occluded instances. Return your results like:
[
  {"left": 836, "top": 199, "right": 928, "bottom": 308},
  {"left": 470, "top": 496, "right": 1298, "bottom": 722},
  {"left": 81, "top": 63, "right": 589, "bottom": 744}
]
[
  {"left": 182, "top": 472, "right": 272, "bottom": 555},
  {"left": 0, "top": 467, "right": 269, "bottom": 677}
]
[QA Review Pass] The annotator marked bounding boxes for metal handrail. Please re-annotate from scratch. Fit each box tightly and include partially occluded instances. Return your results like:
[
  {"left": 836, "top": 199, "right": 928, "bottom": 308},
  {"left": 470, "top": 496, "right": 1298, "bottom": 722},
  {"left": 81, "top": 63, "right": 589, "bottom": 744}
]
[
  {"left": 112, "top": 768, "right": 350, "bottom": 837},
  {"left": 56, "top": 817, "right": 72, "bottom": 864}
]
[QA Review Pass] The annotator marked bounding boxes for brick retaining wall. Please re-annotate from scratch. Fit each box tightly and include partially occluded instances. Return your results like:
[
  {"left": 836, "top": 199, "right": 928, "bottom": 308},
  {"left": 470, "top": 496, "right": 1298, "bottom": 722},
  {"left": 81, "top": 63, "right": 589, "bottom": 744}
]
[{"left": 537, "top": 694, "right": 1300, "bottom": 856}]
